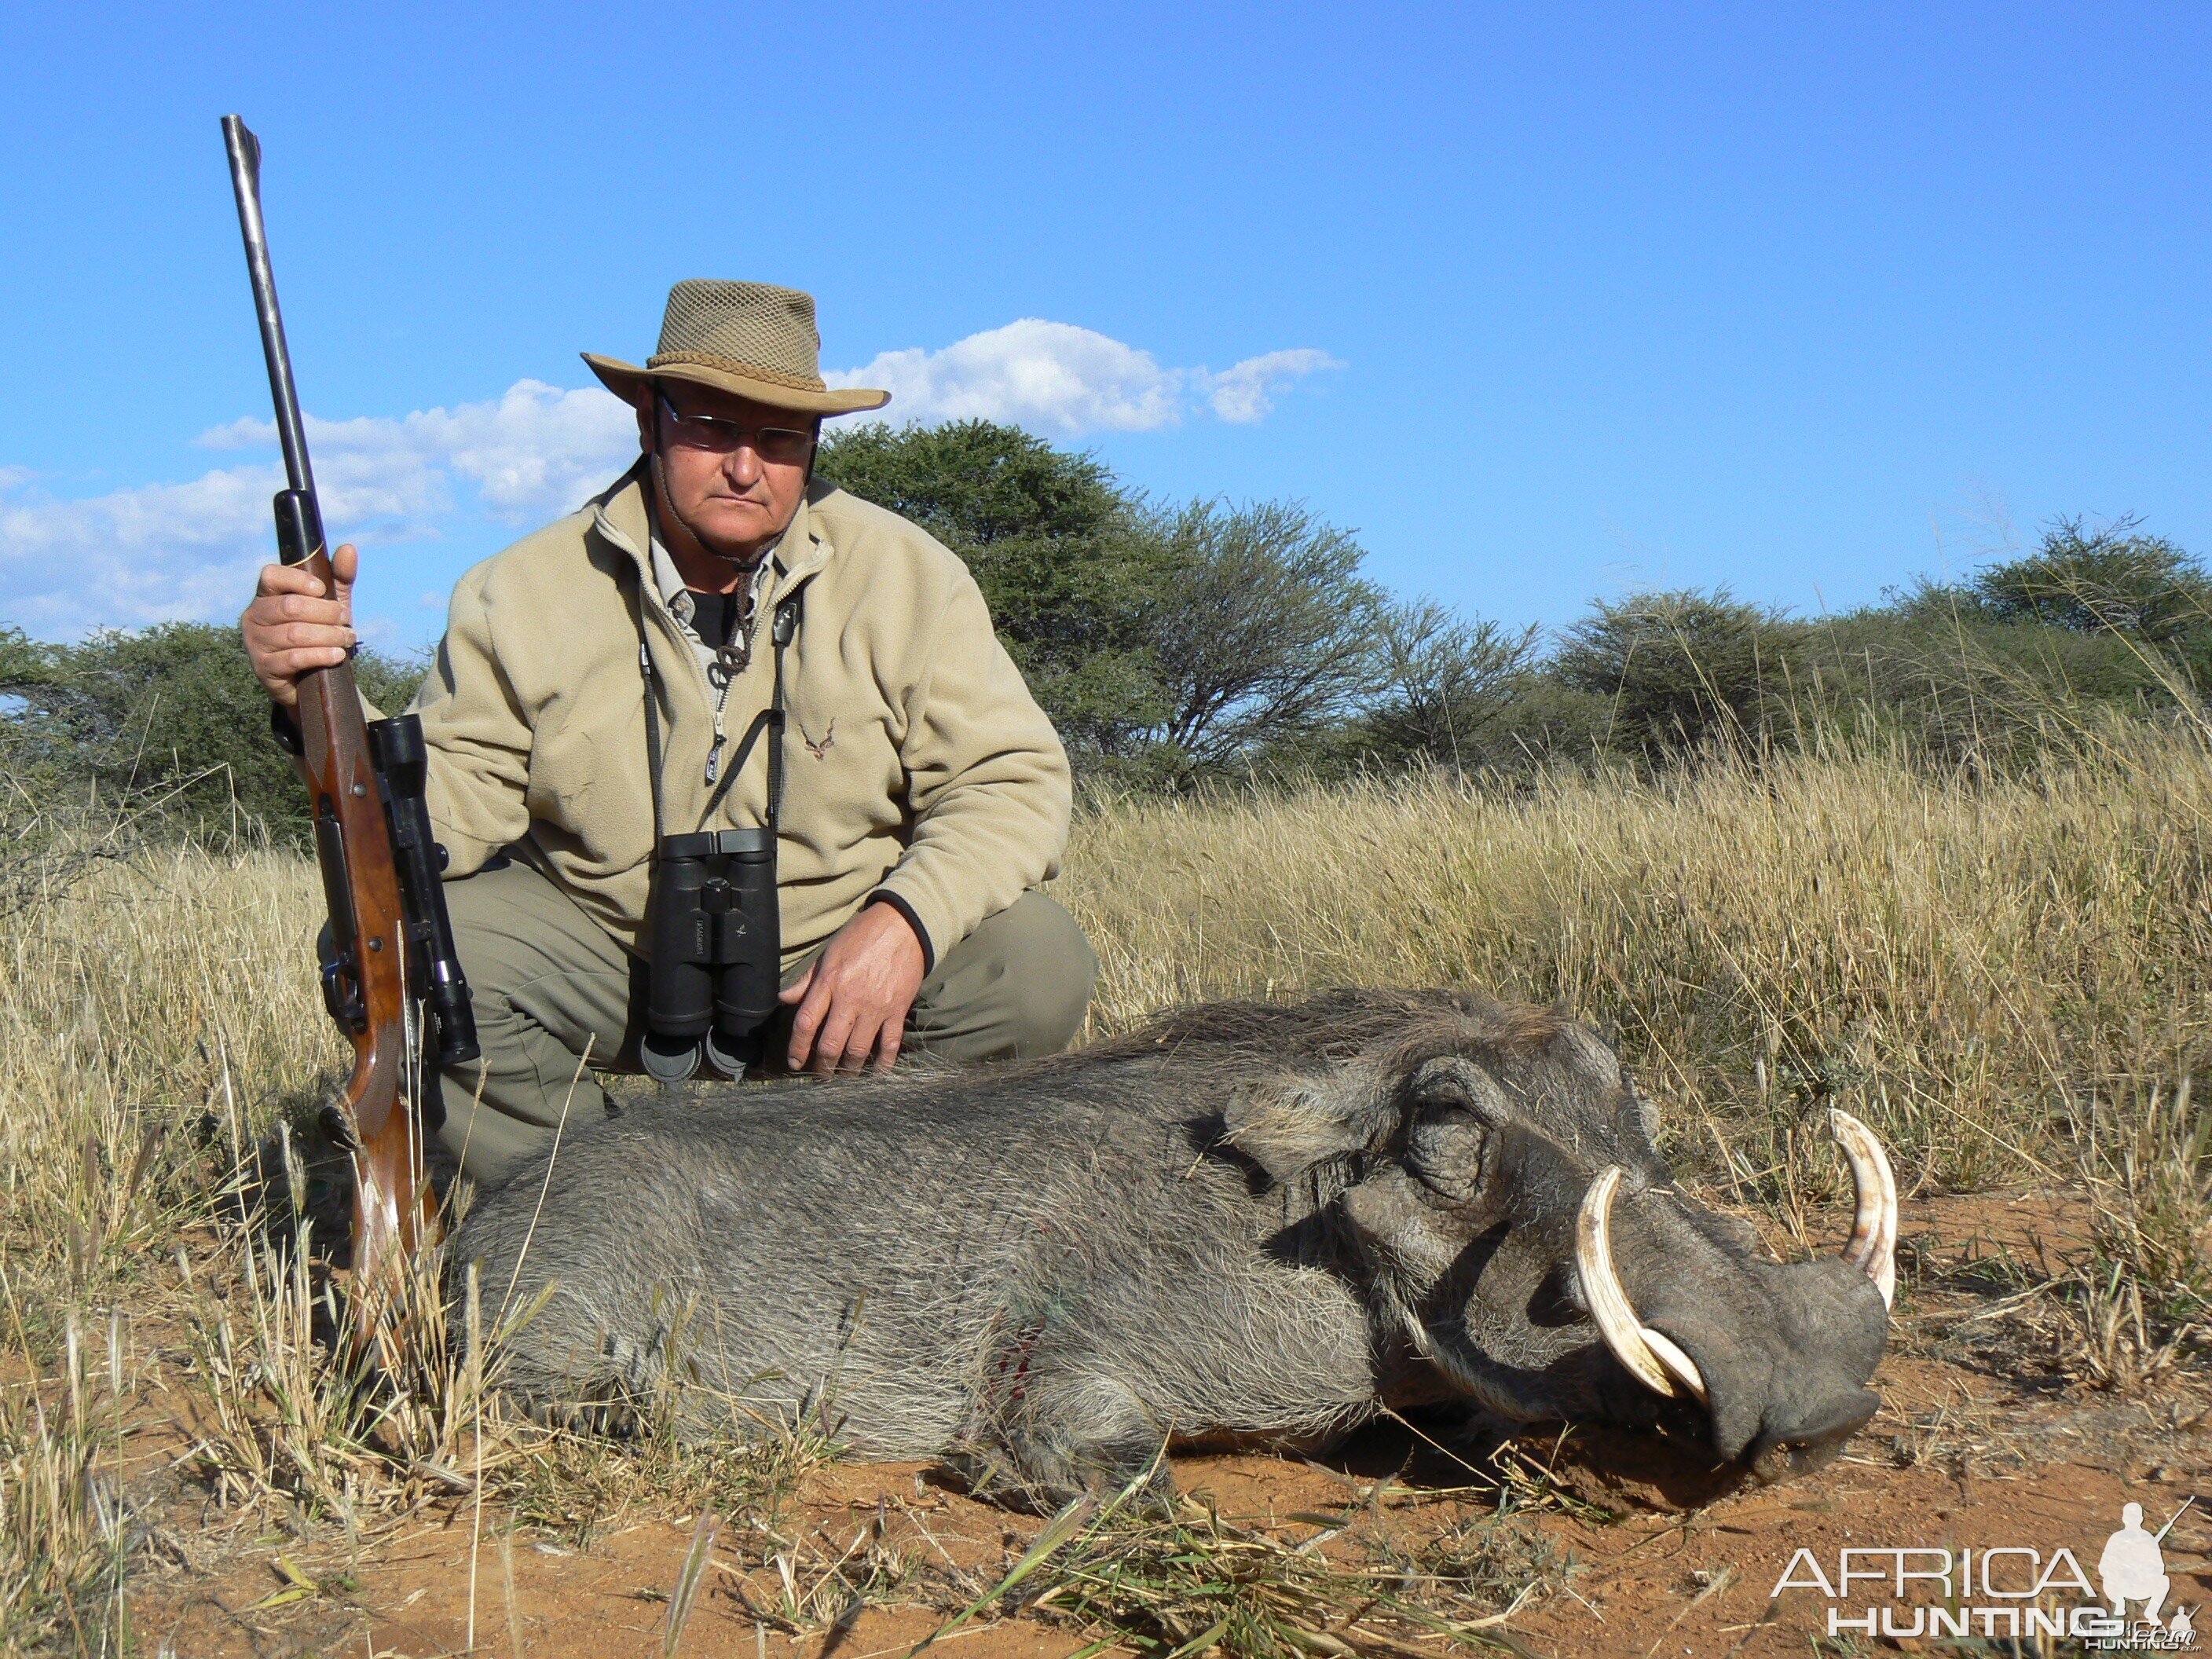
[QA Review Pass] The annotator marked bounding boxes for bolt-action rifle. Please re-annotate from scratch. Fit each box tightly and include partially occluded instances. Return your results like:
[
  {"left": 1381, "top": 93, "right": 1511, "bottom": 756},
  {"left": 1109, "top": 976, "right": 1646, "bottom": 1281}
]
[{"left": 219, "top": 116, "right": 479, "bottom": 1320}]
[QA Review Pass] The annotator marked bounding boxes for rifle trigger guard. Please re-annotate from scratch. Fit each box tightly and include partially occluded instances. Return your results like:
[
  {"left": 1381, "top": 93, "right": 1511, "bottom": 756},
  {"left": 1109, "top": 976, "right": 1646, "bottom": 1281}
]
[{"left": 316, "top": 921, "right": 367, "bottom": 1031}]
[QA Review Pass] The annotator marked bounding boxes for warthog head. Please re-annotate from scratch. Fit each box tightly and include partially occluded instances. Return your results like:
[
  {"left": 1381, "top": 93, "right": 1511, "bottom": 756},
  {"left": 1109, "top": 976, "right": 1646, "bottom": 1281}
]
[{"left": 1209, "top": 991, "right": 1895, "bottom": 1481}]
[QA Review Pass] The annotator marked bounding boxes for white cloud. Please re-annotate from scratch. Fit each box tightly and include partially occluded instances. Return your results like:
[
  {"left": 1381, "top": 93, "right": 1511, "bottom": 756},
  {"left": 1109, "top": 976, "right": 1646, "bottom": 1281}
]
[
  {"left": 2, "top": 321, "right": 1342, "bottom": 638},
  {"left": 1203, "top": 349, "right": 1347, "bottom": 424},
  {"left": 831, "top": 320, "right": 1339, "bottom": 435},
  {"left": 2, "top": 381, "right": 639, "bottom": 637},
  {"left": 200, "top": 379, "right": 638, "bottom": 525},
  {"left": 0, "top": 463, "right": 284, "bottom": 636}
]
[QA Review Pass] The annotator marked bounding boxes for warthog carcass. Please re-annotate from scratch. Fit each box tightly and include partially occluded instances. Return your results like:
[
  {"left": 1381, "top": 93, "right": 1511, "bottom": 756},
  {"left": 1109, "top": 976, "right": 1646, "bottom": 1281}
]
[{"left": 453, "top": 988, "right": 1896, "bottom": 1506}]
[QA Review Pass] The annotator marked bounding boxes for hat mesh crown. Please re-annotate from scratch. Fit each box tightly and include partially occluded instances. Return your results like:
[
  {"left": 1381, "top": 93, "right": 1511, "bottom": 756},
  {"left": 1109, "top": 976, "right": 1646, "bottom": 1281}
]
[{"left": 651, "top": 280, "right": 826, "bottom": 390}]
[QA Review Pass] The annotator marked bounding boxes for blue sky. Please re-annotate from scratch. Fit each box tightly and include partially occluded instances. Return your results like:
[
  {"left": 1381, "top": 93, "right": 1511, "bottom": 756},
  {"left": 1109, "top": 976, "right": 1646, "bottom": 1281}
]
[{"left": 2, "top": 2, "right": 2206, "bottom": 650}]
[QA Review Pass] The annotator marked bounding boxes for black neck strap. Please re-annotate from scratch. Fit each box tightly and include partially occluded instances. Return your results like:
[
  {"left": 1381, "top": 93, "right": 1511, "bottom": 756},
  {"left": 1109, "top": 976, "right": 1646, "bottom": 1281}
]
[{"left": 630, "top": 561, "right": 804, "bottom": 847}]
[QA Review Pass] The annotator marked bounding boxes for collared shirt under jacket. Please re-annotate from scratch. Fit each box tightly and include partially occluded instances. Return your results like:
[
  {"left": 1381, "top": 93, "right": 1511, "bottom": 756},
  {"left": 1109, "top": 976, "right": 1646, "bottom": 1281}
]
[{"left": 404, "top": 461, "right": 1073, "bottom": 972}]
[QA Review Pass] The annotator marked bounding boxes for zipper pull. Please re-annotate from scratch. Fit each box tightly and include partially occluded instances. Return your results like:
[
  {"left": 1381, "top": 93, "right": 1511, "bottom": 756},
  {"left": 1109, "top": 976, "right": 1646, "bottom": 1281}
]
[{"left": 704, "top": 734, "right": 726, "bottom": 786}]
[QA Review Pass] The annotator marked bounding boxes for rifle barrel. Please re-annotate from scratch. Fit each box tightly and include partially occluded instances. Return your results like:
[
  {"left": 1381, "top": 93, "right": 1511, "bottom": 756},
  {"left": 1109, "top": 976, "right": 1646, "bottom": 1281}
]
[
  {"left": 220, "top": 115, "right": 317, "bottom": 507},
  {"left": 2154, "top": 1495, "right": 2196, "bottom": 1544}
]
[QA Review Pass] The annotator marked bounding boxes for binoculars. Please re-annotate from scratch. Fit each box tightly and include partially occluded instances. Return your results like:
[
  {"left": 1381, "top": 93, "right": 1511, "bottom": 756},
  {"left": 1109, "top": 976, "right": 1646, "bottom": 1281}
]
[{"left": 641, "top": 827, "right": 780, "bottom": 1082}]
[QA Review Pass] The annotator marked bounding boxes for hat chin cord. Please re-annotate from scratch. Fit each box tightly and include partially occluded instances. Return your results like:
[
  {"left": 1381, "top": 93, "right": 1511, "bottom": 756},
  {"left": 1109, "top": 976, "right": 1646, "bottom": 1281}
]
[{"left": 650, "top": 449, "right": 726, "bottom": 562}]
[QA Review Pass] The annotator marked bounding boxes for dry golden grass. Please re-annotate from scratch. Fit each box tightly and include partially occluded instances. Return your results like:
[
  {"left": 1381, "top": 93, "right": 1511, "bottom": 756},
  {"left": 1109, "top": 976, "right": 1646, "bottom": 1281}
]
[
  {"left": 0, "top": 723, "right": 2207, "bottom": 1650},
  {"left": 1069, "top": 722, "right": 2212, "bottom": 1206}
]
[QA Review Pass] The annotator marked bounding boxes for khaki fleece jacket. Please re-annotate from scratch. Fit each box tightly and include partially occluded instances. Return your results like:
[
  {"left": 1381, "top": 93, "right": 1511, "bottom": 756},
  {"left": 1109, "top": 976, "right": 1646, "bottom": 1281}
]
[{"left": 405, "top": 461, "right": 1071, "bottom": 971}]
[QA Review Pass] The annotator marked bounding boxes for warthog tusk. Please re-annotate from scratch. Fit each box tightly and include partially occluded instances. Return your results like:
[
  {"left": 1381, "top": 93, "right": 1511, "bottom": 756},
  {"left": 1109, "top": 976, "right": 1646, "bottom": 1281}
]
[
  {"left": 1829, "top": 1108, "right": 1898, "bottom": 1309},
  {"left": 1576, "top": 1166, "right": 1709, "bottom": 1404}
]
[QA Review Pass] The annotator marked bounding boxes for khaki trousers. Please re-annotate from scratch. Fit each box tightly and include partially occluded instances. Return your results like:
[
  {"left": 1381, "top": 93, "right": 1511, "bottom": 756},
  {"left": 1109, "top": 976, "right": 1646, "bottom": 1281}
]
[{"left": 437, "top": 859, "right": 1098, "bottom": 1185}]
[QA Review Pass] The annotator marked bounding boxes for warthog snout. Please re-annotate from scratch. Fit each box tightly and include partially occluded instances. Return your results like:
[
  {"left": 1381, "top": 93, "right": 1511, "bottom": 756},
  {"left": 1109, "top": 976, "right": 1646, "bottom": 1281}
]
[{"left": 1574, "top": 1114, "right": 1895, "bottom": 1480}]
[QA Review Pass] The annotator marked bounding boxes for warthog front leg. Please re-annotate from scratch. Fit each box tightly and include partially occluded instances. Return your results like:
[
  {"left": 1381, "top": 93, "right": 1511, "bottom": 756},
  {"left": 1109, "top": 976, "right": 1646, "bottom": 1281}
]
[{"left": 949, "top": 1321, "right": 1177, "bottom": 1513}]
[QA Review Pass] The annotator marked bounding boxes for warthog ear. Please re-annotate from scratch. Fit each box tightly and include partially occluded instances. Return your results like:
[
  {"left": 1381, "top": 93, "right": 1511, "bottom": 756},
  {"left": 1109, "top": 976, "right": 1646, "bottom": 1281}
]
[{"left": 1221, "top": 1064, "right": 1390, "bottom": 1183}]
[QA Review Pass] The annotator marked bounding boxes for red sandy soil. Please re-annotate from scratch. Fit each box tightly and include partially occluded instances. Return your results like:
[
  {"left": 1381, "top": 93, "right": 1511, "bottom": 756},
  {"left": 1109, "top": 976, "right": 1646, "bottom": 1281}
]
[{"left": 126, "top": 1191, "right": 2212, "bottom": 1657}]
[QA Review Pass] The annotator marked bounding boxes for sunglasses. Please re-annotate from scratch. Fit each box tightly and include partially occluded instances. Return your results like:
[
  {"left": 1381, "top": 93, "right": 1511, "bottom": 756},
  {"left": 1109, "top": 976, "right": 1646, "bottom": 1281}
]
[{"left": 655, "top": 388, "right": 818, "bottom": 465}]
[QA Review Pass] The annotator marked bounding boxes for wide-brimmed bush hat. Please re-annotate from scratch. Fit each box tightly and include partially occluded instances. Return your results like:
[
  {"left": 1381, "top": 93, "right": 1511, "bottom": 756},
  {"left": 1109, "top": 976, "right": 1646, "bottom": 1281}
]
[{"left": 583, "top": 280, "right": 891, "bottom": 417}]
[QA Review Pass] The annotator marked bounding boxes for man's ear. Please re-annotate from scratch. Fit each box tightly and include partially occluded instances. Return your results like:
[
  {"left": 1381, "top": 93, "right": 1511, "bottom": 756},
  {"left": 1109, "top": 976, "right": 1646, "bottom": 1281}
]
[
  {"left": 1221, "top": 1063, "right": 1390, "bottom": 1184},
  {"left": 635, "top": 390, "right": 658, "bottom": 457}
]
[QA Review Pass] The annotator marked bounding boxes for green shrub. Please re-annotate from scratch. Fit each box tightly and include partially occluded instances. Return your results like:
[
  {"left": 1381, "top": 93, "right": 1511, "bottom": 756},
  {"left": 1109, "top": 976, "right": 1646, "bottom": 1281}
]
[
  {"left": 1552, "top": 589, "right": 1800, "bottom": 757},
  {"left": 1974, "top": 515, "right": 2211, "bottom": 643},
  {"left": 0, "top": 623, "right": 425, "bottom": 845}
]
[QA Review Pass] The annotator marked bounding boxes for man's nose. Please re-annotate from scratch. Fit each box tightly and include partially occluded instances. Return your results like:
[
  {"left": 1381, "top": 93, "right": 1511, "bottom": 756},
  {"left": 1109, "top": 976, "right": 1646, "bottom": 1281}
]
[{"left": 724, "top": 445, "right": 764, "bottom": 487}]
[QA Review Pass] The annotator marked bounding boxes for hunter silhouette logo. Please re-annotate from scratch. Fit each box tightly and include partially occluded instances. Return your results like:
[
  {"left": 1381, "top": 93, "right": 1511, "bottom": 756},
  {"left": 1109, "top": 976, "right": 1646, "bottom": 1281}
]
[
  {"left": 1771, "top": 1494, "right": 2199, "bottom": 1648},
  {"left": 2100, "top": 1500, "right": 2195, "bottom": 1637}
]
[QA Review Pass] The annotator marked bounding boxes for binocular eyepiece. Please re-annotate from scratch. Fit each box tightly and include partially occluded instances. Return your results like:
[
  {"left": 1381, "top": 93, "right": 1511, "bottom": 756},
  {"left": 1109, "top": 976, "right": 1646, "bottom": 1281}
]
[{"left": 642, "top": 827, "right": 780, "bottom": 1083}]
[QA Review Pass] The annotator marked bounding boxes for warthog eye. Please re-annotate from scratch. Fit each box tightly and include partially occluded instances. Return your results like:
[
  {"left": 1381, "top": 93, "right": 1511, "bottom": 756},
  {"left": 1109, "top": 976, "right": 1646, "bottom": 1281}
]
[{"left": 1405, "top": 1106, "right": 1489, "bottom": 1203}]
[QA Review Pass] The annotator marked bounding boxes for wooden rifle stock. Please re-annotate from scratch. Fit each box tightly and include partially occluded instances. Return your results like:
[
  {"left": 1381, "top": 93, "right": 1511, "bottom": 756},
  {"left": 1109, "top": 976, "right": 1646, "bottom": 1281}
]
[
  {"left": 294, "top": 558, "right": 434, "bottom": 1280},
  {"left": 222, "top": 116, "right": 435, "bottom": 1322}
]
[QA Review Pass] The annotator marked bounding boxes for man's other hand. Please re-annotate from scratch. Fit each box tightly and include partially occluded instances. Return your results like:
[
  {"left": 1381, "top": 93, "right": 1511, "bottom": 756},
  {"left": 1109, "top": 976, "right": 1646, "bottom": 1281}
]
[
  {"left": 240, "top": 543, "right": 361, "bottom": 708},
  {"left": 780, "top": 901, "right": 927, "bottom": 1075}
]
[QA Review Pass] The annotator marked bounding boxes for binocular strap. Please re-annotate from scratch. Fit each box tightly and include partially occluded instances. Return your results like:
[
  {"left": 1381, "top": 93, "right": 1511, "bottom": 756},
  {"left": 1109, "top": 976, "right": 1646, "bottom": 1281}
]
[{"left": 633, "top": 576, "right": 807, "bottom": 845}]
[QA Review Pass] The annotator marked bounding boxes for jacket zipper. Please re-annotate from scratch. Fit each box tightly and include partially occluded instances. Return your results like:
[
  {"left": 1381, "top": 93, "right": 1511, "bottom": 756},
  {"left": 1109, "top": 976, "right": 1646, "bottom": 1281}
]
[{"left": 642, "top": 578, "right": 766, "bottom": 789}]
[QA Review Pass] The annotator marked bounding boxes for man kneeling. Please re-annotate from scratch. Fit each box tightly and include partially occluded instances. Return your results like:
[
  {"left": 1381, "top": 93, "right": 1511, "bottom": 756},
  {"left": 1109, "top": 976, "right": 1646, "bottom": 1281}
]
[{"left": 241, "top": 280, "right": 1096, "bottom": 1184}]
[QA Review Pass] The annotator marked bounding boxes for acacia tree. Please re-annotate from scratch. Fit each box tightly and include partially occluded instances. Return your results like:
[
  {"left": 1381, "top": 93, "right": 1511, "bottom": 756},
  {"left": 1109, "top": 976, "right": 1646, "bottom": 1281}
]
[
  {"left": 819, "top": 427, "right": 1395, "bottom": 783},
  {"left": 1138, "top": 499, "right": 1385, "bottom": 778},
  {"left": 816, "top": 420, "right": 1178, "bottom": 758},
  {"left": 1358, "top": 599, "right": 1541, "bottom": 772}
]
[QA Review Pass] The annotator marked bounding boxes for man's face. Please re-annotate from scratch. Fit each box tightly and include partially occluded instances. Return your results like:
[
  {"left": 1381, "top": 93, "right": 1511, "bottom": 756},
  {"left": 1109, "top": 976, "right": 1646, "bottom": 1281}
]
[{"left": 636, "top": 380, "right": 818, "bottom": 559}]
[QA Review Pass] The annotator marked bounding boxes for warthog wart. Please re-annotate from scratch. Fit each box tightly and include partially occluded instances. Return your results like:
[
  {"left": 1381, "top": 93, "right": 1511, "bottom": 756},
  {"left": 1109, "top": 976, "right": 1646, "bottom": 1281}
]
[{"left": 453, "top": 987, "right": 1895, "bottom": 1506}]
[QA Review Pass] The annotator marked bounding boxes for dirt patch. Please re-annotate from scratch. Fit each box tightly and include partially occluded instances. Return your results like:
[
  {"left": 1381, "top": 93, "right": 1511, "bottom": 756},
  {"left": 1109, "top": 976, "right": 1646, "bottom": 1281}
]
[
  {"left": 129, "top": 1437, "right": 2212, "bottom": 1657},
  {"left": 124, "top": 1187, "right": 2212, "bottom": 1657}
]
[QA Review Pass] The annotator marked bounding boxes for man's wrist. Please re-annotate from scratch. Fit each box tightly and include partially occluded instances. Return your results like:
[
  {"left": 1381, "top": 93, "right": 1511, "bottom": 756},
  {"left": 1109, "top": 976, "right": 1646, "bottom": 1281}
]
[{"left": 864, "top": 890, "right": 934, "bottom": 975}]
